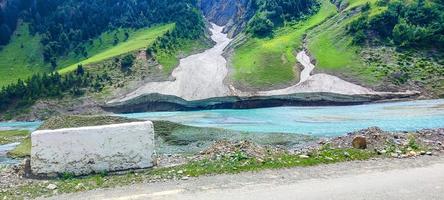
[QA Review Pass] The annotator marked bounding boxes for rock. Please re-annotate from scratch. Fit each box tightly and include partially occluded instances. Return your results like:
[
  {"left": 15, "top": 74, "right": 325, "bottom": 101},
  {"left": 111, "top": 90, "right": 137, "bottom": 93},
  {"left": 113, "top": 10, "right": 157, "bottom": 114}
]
[
  {"left": 181, "top": 176, "right": 189, "bottom": 180},
  {"left": 390, "top": 153, "right": 399, "bottom": 158},
  {"left": 299, "top": 155, "right": 310, "bottom": 159},
  {"left": 352, "top": 136, "right": 367, "bottom": 149},
  {"left": 343, "top": 152, "right": 350, "bottom": 157},
  {"left": 361, "top": 127, "right": 384, "bottom": 135},
  {"left": 75, "top": 183, "right": 85, "bottom": 190},
  {"left": 177, "top": 170, "right": 184, "bottom": 174},
  {"left": 32, "top": 121, "right": 155, "bottom": 176},
  {"left": 420, "top": 151, "right": 427, "bottom": 155},
  {"left": 378, "top": 150, "right": 387, "bottom": 155},
  {"left": 22, "top": 158, "right": 31, "bottom": 178},
  {"left": 426, "top": 152, "right": 433, "bottom": 156},
  {"left": 318, "top": 140, "right": 327, "bottom": 145},
  {"left": 325, "top": 157, "right": 334, "bottom": 161},
  {"left": 407, "top": 151, "right": 417, "bottom": 157},
  {"left": 46, "top": 184, "right": 57, "bottom": 190}
]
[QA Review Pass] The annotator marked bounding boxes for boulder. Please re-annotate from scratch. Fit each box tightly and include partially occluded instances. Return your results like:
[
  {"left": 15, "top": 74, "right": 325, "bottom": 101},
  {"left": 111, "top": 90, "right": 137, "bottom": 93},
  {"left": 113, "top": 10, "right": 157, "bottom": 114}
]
[
  {"left": 46, "top": 184, "right": 57, "bottom": 190},
  {"left": 31, "top": 121, "right": 155, "bottom": 177},
  {"left": 352, "top": 136, "right": 367, "bottom": 149}
]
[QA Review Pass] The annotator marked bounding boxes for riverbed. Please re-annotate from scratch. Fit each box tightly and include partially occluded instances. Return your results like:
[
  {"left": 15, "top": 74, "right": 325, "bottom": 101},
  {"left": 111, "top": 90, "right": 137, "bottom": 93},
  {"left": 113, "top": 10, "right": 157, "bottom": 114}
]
[
  {"left": 0, "top": 143, "right": 20, "bottom": 166},
  {"left": 1, "top": 100, "right": 444, "bottom": 136},
  {"left": 1, "top": 99, "right": 443, "bottom": 166},
  {"left": 118, "top": 99, "right": 444, "bottom": 136}
]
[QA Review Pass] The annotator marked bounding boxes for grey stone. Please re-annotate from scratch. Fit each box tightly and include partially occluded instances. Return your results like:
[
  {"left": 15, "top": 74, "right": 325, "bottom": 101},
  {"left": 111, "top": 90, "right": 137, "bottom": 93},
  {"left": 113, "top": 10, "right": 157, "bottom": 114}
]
[
  {"left": 46, "top": 184, "right": 57, "bottom": 190},
  {"left": 378, "top": 150, "right": 387, "bottom": 155},
  {"left": 31, "top": 121, "right": 155, "bottom": 176}
]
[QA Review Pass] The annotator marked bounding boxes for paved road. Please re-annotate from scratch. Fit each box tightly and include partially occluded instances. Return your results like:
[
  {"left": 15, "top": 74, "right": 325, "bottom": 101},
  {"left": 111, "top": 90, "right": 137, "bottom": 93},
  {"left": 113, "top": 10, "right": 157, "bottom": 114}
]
[{"left": 47, "top": 156, "right": 444, "bottom": 200}]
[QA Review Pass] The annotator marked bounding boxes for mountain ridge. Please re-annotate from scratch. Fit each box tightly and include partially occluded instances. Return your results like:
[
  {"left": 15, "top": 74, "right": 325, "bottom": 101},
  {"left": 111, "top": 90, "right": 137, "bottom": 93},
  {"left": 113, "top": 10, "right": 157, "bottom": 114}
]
[{"left": 0, "top": 0, "right": 442, "bottom": 120}]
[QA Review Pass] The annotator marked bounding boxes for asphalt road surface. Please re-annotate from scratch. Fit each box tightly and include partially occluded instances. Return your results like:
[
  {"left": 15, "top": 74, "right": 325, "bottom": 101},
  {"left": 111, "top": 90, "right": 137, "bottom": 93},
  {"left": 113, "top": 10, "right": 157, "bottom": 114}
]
[{"left": 45, "top": 156, "right": 444, "bottom": 200}]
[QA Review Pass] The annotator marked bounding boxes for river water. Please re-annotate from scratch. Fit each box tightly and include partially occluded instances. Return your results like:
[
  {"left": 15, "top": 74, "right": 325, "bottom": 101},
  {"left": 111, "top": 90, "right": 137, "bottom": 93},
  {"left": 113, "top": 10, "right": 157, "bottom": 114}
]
[
  {"left": 0, "top": 99, "right": 443, "bottom": 165},
  {"left": 118, "top": 99, "right": 444, "bottom": 136},
  {"left": 1, "top": 100, "right": 443, "bottom": 136},
  {"left": 0, "top": 143, "right": 20, "bottom": 166}
]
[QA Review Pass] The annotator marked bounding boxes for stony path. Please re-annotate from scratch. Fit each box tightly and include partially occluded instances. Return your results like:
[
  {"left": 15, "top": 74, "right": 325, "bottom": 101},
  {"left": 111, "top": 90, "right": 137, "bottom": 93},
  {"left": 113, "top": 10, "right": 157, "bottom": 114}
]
[{"left": 46, "top": 156, "right": 444, "bottom": 200}]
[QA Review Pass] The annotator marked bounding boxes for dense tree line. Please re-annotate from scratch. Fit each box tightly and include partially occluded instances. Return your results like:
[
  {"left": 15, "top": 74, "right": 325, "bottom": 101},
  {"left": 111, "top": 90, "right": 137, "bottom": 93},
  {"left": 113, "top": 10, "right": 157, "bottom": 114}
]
[
  {"left": 247, "top": 0, "right": 319, "bottom": 37},
  {"left": 0, "top": 0, "right": 27, "bottom": 45},
  {"left": 0, "top": 65, "right": 109, "bottom": 112},
  {"left": 1, "top": 0, "right": 204, "bottom": 66},
  {"left": 147, "top": 8, "right": 205, "bottom": 57},
  {"left": 348, "top": 0, "right": 444, "bottom": 48}
]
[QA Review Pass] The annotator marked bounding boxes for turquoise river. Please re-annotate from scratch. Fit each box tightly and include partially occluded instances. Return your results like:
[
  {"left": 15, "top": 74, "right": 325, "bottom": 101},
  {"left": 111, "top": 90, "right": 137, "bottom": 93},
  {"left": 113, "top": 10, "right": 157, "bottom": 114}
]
[{"left": 1, "top": 99, "right": 443, "bottom": 137}]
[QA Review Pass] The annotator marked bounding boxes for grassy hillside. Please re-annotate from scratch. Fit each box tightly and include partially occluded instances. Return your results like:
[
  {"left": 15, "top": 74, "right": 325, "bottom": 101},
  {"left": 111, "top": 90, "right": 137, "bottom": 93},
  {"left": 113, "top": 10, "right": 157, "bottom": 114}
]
[
  {"left": 306, "top": 0, "right": 444, "bottom": 96},
  {"left": 0, "top": 23, "right": 174, "bottom": 87},
  {"left": 59, "top": 24, "right": 174, "bottom": 74},
  {"left": 308, "top": 0, "right": 390, "bottom": 85},
  {"left": 230, "top": 0, "right": 443, "bottom": 96},
  {"left": 0, "top": 24, "right": 47, "bottom": 88},
  {"left": 231, "top": 0, "right": 337, "bottom": 89},
  {"left": 306, "top": 1, "right": 382, "bottom": 84}
]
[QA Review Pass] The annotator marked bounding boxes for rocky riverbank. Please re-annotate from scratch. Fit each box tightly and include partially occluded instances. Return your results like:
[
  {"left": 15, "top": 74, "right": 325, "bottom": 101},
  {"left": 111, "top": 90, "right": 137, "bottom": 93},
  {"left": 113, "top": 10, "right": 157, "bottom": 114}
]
[{"left": 1, "top": 126, "right": 443, "bottom": 199}]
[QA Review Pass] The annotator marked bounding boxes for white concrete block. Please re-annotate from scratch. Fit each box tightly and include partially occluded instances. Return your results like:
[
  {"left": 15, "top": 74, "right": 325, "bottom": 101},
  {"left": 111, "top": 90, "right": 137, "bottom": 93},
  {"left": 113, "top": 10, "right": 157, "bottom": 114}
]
[{"left": 31, "top": 121, "right": 154, "bottom": 176}]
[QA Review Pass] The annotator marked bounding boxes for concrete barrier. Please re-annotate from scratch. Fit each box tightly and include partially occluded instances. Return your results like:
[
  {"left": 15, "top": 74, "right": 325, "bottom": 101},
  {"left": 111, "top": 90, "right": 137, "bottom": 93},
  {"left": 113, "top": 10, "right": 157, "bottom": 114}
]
[{"left": 31, "top": 121, "right": 154, "bottom": 176}]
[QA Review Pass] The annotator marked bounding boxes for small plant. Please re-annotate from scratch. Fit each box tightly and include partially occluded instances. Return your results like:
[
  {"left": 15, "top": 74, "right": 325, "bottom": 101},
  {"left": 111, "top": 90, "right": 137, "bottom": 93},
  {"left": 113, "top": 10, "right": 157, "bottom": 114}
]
[
  {"left": 61, "top": 172, "right": 75, "bottom": 180},
  {"left": 407, "top": 135, "right": 420, "bottom": 151},
  {"left": 384, "top": 140, "right": 398, "bottom": 153},
  {"left": 120, "top": 54, "right": 135, "bottom": 72},
  {"left": 93, "top": 175, "right": 105, "bottom": 186},
  {"left": 229, "top": 151, "right": 249, "bottom": 162},
  {"left": 319, "top": 143, "right": 332, "bottom": 151},
  {"left": 99, "top": 171, "right": 109, "bottom": 177}
]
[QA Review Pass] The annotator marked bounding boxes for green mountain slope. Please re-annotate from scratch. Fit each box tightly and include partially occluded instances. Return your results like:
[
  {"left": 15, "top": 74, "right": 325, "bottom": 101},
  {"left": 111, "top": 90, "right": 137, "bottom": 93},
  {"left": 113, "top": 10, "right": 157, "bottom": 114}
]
[
  {"left": 305, "top": 0, "right": 444, "bottom": 95},
  {"left": 0, "top": 23, "right": 46, "bottom": 88},
  {"left": 230, "top": 0, "right": 443, "bottom": 96},
  {"left": 0, "top": 0, "right": 205, "bottom": 88},
  {"left": 0, "top": 0, "right": 443, "bottom": 119},
  {"left": 232, "top": 0, "right": 336, "bottom": 89},
  {"left": 0, "top": 23, "right": 173, "bottom": 87},
  {"left": 59, "top": 24, "right": 174, "bottom": 74}
]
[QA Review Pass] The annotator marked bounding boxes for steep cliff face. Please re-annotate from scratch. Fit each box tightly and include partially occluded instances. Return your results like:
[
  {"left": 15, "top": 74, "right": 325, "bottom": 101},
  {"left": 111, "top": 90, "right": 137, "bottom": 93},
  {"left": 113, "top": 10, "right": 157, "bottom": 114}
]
[{"left": 200, "top": 0, "right": 255, "bottom": 37}]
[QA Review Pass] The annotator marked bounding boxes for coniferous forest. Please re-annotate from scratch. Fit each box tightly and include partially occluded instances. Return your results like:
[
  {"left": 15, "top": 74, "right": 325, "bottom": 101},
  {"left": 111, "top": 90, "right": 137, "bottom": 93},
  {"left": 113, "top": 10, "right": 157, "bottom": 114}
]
[
  {"left": 348, "top": 0, "right": 444, "bottom": 48},
  {"left": 0, "top": 0, "right": 204, "bottom": 62}
]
